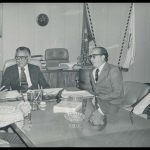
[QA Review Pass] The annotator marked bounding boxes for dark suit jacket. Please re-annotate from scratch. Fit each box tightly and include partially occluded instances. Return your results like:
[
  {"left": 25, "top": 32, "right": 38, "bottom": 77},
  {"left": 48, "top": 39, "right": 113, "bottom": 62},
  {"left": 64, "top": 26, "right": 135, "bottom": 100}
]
[
  {"left": 1, "top": 64, "right": 50, "bottom": 91},
  {"left": 89, "top": 63, "right": 124, "bottom": 114}
]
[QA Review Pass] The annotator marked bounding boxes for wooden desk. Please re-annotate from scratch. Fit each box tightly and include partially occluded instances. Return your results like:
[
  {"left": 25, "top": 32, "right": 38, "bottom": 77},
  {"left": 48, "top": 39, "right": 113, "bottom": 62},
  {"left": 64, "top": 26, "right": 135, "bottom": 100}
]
[
  {"left": 8, "top": 101, "right": 150, "bottom": 147},
  {"left": 42, "top": 69, "right": 79, "bottom": 88}
]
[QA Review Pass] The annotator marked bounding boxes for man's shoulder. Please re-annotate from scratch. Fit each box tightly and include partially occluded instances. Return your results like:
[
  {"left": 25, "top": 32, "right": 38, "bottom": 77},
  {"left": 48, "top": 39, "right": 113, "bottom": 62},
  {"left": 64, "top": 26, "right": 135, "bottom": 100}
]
[
  {"left": 5, "top": 64, "right": 17, "bottom": 71},
  {"left": 28, "top": 64, "right": 39, "bottom": 68},
  {"left": 28, "top": 63, "right": 40, "bottom": 69},
  {"left": 106, "top": 63, "right": 119, "bottom": 70}
]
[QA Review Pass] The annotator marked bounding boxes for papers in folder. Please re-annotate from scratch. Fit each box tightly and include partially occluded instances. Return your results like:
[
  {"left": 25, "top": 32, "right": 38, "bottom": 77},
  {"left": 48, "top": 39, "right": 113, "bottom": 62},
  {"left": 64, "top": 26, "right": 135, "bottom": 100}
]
[
  {"left": 42, "top": 88, "right": 63, "bottom": 96},
  {"left": 61, "top": 90, "right": 94, "bottom": 99},
  {"left": 0, "top": 90, "right": 22, "bottom": 101}
]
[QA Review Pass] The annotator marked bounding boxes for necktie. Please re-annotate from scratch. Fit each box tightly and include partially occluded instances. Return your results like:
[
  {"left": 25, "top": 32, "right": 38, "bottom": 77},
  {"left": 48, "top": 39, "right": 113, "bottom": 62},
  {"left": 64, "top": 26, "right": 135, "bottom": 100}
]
[
  {"left": 20, "top": 67, "right": 28, "bottom": 93},
  {"left": 95, "top": 68, "right": 99, "bottom": 82},
  {"left": 95, "top": 69, "right": 99, "bottom": 108}
]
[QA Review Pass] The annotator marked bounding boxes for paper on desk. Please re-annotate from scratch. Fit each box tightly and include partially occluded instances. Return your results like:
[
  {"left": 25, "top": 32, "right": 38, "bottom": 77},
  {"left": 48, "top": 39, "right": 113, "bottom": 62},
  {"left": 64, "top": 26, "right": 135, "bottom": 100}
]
[
  {"left": 43, "top": 88, "right": 63, "bottom": 95},
  {"left": 0, "top": 90, "right": 22, "bottom": 100},
  {"left": 53, "top": 101, "right": 82, "bottom": 113},
  {"left": 46, "top": 66, "right": 62, "bottom": 70},
  {"left": 61, "top": 90, "right": 94, "bottom": 98}
]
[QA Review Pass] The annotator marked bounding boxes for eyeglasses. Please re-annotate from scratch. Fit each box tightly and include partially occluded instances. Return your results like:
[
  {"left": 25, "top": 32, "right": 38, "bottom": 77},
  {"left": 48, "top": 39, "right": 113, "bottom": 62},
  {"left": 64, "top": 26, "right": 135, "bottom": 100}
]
[
  {"left": 15, "top": 56, "right": 28, "bottom": 60},
  {"left": 88, "top": 54, "right": 103, "bottom": 59}
]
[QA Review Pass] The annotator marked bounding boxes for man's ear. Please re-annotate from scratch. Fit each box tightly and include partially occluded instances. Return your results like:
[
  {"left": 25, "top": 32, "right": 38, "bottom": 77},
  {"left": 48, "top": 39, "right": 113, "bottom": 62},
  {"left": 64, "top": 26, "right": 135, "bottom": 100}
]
[
  {"left": 27, "top": 56, "right": 31, "bottom": 63},
  {"left": 101, "top": 55, "right": 105, "bottom": 61}
]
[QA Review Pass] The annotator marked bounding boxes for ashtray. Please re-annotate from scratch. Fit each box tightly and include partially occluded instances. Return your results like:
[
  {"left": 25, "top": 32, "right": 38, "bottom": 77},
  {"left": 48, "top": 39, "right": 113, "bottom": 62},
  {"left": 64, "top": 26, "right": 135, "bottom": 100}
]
[{"left": 64, "top": 112, "right": 85, "bottom": 123}]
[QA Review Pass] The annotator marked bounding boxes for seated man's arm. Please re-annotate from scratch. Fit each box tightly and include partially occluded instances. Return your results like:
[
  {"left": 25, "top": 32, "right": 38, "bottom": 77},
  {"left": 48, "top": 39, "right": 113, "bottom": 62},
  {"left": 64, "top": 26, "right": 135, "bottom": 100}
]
[
  {"left": 38, "top": 69, "right": 50, "bottom": 89},
  {"left": 97, "top": 67, "right": 124, "bottom": 101},
  {"left": 1, "top": 69, "right": 11, "bottom": 90}
]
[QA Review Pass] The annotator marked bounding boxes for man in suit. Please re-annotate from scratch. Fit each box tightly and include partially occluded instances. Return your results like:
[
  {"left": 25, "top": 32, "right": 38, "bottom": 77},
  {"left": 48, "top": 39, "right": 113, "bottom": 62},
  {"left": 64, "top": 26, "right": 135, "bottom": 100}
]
[
  {"left": 84, "top": 46, "right": 124, "bottom": 131},
  {"left": 1, "top": 46, "right": 50, "bottom": 92}
]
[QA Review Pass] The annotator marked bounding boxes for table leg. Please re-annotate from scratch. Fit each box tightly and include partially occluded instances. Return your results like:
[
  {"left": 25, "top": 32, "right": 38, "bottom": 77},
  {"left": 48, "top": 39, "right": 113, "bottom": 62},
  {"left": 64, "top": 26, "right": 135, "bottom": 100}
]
[{"left": 9, "top": 123, "right": 34, "bottom": 147}]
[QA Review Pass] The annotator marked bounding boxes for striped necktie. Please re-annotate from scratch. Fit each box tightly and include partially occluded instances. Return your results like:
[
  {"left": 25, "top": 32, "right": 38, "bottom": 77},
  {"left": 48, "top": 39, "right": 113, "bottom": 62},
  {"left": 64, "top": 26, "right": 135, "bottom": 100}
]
[
  {"left": 20, "top": 67, "right": 28, "bottom": 93},
  {"left": 95, "top": 68, "right": 99, "bottom": 82}
]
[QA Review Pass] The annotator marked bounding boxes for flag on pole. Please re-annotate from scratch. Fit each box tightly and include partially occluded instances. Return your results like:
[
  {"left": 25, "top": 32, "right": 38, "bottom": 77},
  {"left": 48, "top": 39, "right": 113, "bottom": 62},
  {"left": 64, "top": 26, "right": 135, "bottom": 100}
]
[
  {"left": 80, "top": 3, "right": 95, "bottom": 66},
  {"left": 122, "top": 3, "right": 135, "bottom": 70}
]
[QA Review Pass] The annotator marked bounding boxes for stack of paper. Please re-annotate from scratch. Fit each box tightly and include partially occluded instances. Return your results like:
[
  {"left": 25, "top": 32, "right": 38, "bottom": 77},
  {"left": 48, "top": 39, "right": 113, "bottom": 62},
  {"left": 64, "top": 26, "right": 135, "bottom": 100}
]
[
  {"left": 0, "top": 90, "right": 22, "bottom": 101},
  {"left": 61, "top": 90, "right": 94, "bottom": 99},
  {"left": 42, "top": 88, "right": 63, "bottom": 96},
  {"left": 28, "top": 88, "right": 63, "bottom": 96},
  {"left": 53, "top": 101, "right": 82, "bottom": 113}
]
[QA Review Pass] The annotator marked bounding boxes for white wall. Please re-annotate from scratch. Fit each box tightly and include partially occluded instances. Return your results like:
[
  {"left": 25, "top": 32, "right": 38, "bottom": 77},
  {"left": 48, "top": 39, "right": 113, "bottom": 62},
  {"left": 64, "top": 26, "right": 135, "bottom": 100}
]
[
  {"left": 2, "top": 3, "right": 83, "bottom": 63},
  {"left": 1, "top": 3, "right": 150, "bottom": 83}
]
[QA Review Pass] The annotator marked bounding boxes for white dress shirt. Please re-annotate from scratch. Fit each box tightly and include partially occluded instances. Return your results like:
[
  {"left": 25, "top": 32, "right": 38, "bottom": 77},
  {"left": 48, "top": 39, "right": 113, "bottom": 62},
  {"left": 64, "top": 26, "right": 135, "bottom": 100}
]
[
  {"left": 18, "top": 64, "right": 32, "bottom": 88},
  {"left": 92, "top": 62, "right": 106, "bottom": 83},
  {"left": 92, "top": 62, "right": 106, "bottom": 115}
]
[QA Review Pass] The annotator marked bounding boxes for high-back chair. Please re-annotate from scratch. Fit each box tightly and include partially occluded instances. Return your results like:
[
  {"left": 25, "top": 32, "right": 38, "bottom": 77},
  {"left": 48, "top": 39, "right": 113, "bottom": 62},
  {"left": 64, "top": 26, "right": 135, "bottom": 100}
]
[
  {"left": 3, "top": 58, "right": 42, "bottom": 74},
  {"left": 45, "top": 48, "right": 69, "bottom": 68}
]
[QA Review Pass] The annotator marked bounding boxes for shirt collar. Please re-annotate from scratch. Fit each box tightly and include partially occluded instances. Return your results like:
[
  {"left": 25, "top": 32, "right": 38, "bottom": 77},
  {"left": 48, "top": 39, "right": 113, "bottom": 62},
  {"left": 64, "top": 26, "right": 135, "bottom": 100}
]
[
  {"left": 18, "top": 64, "right": 28, "bottom": 70},
  {"left": 97, "top": 62, "right": 106, "bottom": 71}
]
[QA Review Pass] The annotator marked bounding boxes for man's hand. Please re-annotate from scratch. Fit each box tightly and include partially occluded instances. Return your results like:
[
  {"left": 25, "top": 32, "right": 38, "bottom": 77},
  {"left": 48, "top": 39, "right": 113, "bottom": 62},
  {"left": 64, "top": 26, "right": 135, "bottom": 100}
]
[{"left": 89, "top": 109, "right": 104, "bottom": 125}]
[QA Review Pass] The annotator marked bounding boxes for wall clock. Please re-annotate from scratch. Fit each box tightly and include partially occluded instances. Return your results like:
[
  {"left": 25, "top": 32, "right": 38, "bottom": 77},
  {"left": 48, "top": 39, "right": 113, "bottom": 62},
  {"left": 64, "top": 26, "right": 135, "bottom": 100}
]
[{"left": 37, "top": 13, "right": 49, "bottom": 26}]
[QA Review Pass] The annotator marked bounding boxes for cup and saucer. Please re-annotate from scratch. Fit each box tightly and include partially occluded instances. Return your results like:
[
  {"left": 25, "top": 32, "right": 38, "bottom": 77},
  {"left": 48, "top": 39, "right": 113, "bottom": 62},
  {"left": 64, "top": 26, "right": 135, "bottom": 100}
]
[{"left": 39, "top": 101, "right": 47, "bottom": 110}]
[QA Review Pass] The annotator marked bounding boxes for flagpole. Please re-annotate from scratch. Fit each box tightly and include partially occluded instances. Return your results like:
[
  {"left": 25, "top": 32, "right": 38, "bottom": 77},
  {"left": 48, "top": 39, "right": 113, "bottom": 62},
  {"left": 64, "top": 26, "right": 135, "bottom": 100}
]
[
  {"left": 80, "top": 3, "right": 97, "bottom": 67},
  {"left": 86, "top": 3, "right": 97, "bottom": 47},
  {"left": 122, "top": 3, "right": 135, "bottom": 70},
  {"left": 118, "top": 3, "right": 133, "bottom": 71}
]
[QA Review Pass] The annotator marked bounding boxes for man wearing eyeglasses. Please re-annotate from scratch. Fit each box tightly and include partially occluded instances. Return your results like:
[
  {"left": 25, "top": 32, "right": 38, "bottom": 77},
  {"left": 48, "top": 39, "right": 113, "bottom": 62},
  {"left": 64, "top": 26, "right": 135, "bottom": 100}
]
[
  {"left": 84, "top": 47, "right": 124, "bottom": 131},
  {"left": 1, "top": 46, "right": 50, "bottom": 92}
]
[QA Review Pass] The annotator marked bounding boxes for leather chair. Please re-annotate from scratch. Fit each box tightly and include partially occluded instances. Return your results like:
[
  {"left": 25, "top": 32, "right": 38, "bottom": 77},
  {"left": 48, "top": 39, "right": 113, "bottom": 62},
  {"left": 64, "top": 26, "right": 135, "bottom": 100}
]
[
  {"left": 122, "top": 81, "right": 150, "bottom": 107},
  {"left": 3, "top": 58, "right": 42, "bottom": 74},
  {"left": 45, "top": 48, "right": 69, "bottom": 67}
]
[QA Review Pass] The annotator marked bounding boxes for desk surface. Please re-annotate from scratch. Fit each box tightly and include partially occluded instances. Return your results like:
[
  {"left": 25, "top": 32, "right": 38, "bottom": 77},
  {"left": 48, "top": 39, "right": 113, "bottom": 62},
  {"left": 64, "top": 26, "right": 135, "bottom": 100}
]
[
  {"left": 19, "top": 101, "right": 85, "bottom": 146},
  {"left": 10, "top": 100, "right": 150, "bottom": 147}
]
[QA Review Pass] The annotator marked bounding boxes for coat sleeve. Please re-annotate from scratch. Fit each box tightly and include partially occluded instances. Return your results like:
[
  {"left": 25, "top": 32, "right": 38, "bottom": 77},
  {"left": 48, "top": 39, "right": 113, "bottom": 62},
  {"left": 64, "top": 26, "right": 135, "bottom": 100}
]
[
  {"left": 97, "top": 67, "right": 124, "bottom": 101},
  {"left": 1, "top": 68, "right": 11, "bottom": 90},
  {"left": 38, "top": 69, "right": 50, "bottom": 88}
]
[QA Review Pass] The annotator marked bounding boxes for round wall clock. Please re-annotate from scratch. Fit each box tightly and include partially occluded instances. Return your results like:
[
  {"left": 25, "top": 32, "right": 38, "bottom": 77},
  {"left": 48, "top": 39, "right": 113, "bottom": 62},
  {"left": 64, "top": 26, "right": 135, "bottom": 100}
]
[{"left": 37, "top": 13, "right": 49, "bottom": 26}]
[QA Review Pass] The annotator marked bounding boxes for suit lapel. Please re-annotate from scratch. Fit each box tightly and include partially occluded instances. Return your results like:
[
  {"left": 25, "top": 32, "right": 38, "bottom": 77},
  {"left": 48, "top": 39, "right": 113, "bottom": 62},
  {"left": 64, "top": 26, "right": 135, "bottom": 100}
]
[
  {"left": 90, "top": 69, "right": 96, "bottom": 88},
  {"left": 96, "top": 63, "right": 109, "bottom": 83},
  {"left": 28, "top": 64, "right": 34, "bottom": 85},
  {"left": 14, "top": 64, "right": 20, "bottom": 86}
]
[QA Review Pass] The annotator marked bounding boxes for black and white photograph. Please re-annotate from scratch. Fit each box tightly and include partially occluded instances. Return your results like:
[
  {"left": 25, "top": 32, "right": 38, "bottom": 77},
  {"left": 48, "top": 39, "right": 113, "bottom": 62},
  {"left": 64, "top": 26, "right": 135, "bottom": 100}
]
[{"left": 0, "top": 2, "right": 150, "bottom": 147}]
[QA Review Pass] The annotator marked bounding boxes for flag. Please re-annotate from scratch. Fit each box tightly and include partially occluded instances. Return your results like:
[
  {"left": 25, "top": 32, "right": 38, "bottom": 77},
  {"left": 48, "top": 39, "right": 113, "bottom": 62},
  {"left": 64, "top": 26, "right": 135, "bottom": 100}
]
[
  {"left": 80, "top": 3, "right": 95, "bottom": 66},
  {"left": 122, "top": 3, "right": 135, "bottom": 70}
]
